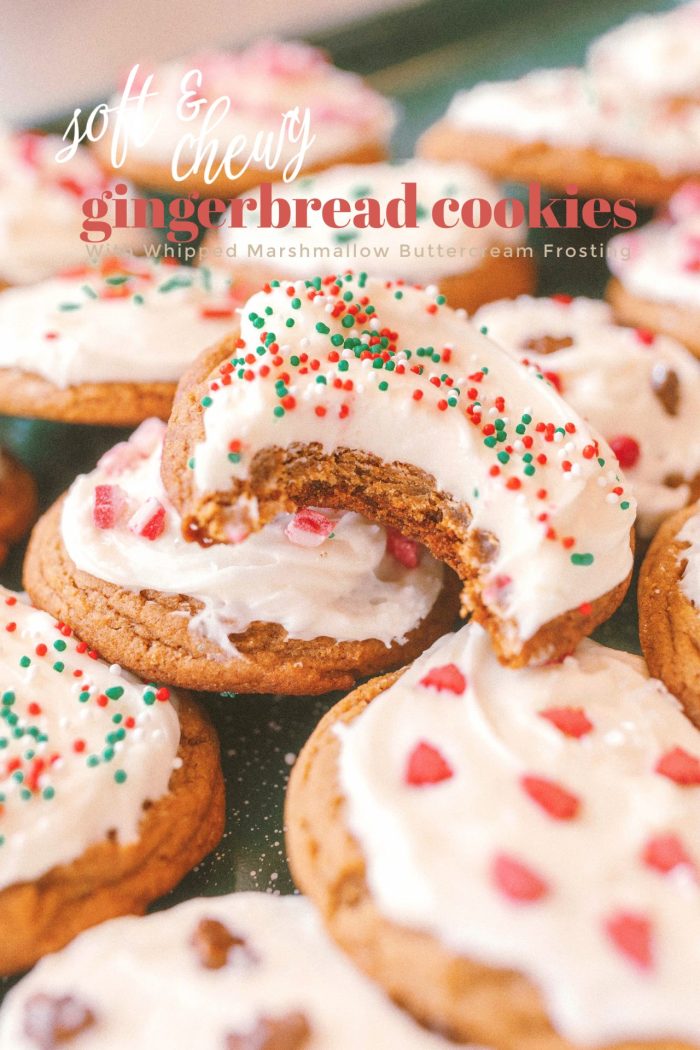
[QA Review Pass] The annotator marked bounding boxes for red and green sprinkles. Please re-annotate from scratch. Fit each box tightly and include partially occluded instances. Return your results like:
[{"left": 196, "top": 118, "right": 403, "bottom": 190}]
[
  {"left": 198, "top": 272, "right": 632, "bottom": 568},
  {"left": 0, "top": 596, "right": 174, "bottom": 851}
]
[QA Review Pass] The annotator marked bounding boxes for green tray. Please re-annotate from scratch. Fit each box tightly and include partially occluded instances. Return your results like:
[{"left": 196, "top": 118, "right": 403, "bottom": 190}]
[{"left": 0, "top": 0, "right": 668, "bottom": 1000}]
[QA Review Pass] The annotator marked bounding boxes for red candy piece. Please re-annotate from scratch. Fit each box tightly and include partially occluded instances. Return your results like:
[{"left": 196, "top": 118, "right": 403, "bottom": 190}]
[
  {"left": 521, "top": 775, "right": 580, "bottom": 821},
  {"left": 609, "top": 435, "right": 640, "bottom": 470},
  {"left": 643, "top": 833, "right": 696, "bottom": 876},
  {"left": 284, "top": 508, "right": 335, "bottom": 548},
  {"left": 386, "top": 527, "right": 421, "bottom": 569},
  {"left": 405, "top": 741, "right": 453, "bottom": 787},
  {"left": 92, "top": 484, "right": 127, "bottom": 530},
  {"left": 492, "top": 854, "right": 548, "bottom": 903},
  {"left": 419, "top": 663, "right": 467, "bottom": 696},
  {"left": 656, "top": 747, "right": 700, "bottom": 785},
  {"left": 128, "top": 498, "right": 166, "bottom": 541},
  {"left": 539, "top": 706, "right": 593, "bottom": 738},
  {"left": 551, "top": 293, "right": 573, "bottom": 305},
  {"left": 605, "top": 912, "right": 654, "bottom": 970}
]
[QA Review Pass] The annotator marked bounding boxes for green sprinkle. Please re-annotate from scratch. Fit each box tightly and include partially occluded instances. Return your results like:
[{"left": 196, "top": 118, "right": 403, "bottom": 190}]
[
  {"left": 201, "top": 396, "right": 213, "bottom": 408},
  {"left": 378, "top": 381, "right": 389, "bottom": 391},
  {"left": 331, "top": 334, "right": 344, "bottom": 347},
  {"left": 53, "top": 640, "right": 67, "bottom": 652},
  {"left": 620, "top": 501, "right": 630, "bottom": 510},
  {"left": 316, "top": 322, "right": 330, "bottom": 334},
  {"left": 143, "top": 690, "right": 156, "bottom": 706},
  {"left": 114, "top": 770, "right": 127, "bottom": 784},
  {"left": 81, "top": 284, "right": 98, "bottom": 299},
  {"left": 571, "top": 553, "right": 594, "bottom": 567},
  {"left": 42, "top": 787, "right": 55, "bottom": 800},
  {"left": 105, "top": 686, "right": 124, "bottom": 700},
  {"left": 285, "top": 318, "right": 295, "bottom": 328},
  {"left": 105, "top": 274, "right": 129, "bottom": 286},
  {"left": 87, "top": 756, "right": 99, "bottom": 768},
  {"left": 394, "top": 290, "right": 403, "bottom": 300},
  {"left": 53, "top": 662, "right": 64, "bottom": 673},
  {"left": 19, "top": 657, "right": 30, "bottom": 668},
  {"left": 338, "top": 360, "right": 349, "bottom": 372},
  {"left": 341, "top": 315, "right": 355, "bottom": 328},
  {"left": 228, "top": 452, "right": 241, "bottom": 464},
  {"left": 273, "top": 406, "right": 285, "bottom": 418},
  {"left": 2, "top": 692, "right": 14, "bottom": 706},
  {"left": 58, "top": 302, "right": 80, "bottom": 312},
  {"left": 497, "top": 451, "right": 510, "bottom": 464},
  {"left": 133, "top": 294, "right": 144, "bottom": 305}
]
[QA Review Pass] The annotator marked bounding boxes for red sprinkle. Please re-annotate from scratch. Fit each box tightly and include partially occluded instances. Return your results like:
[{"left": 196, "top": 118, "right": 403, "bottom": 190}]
[
  {"left": 609, "top": 435, "right": 640, "bottom": 470},
  {"left": 405, "top": 741, "right": 453, "bottom": 787},
  {"left": 643, "top": 833, "right": 696, "bottom": 876},
  {"left": 656, "top": 747, "right": 700, "bottom": 785},
  {"left": 419, "top": 663, "right": 466, "bottom": 696},
  {"left": 492, "top": 854, "right": 548, "bottom": 903},
  {"left": 521, "top": 775, "right": 580, "bottom": 821},
  {"left": 539, "top": 706, "right": 593, "bottom": 739},
  {"left": 605, "top": 912, "right": 654, "bottom": 970}
]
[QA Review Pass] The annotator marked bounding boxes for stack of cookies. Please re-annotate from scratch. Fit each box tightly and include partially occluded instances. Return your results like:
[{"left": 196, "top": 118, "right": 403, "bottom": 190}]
[{"left": 0, "top": 11, "right": 700, "bottom": 1050}]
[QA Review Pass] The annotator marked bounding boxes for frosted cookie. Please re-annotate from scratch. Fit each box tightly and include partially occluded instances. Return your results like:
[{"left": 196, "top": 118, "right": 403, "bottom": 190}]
[
  {"left": 94, "top": 40, "right": 396, "bottom": 196},
  {"left": 24, "top": 419, "right": 459, "bottom": 695},
  {"left": 639, "top": 500, "right": 700, "bottom": 725},
  {"left": 0, "top": 449, "right": 37, "bottom": 564},
  {"left": 287, "top": 623, "right": 700, "bottom": 1050},
  {"left": 0, "top": 586, "right": 225, "bottom": 974},
  {"left": 418, "top": 67, "right": 700, "bottom": 206},
  {"left": 0, "top": 892, "right": 487, "bottom": 1049},
  {"left": 162, "top": 274, "right": 635, "bottom": 669},
  {"left": 0, "top": 132, "right": 148, "bottom": 287},
  {"left": 210, "top": 160, "right": 535, "bottom": 312},
  {"left": 473, "top": 294, "right": 700, "bottom": 536},
  {"left": 607, "top": 183, "right": 700, "bottom": 358},
  {"left": 0, "top": 256, "right": 243, "bottom": 424},
  {"left": 588, "top": 1, "right": 700, "bottom": 110}
]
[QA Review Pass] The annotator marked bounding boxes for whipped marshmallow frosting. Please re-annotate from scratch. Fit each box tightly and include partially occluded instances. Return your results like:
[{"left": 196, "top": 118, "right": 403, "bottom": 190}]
[
  {"left": 0, "top": 258, "right": 239, "bottom": 387},
  {"left": 191, "top": 275, "right": 635, "bottom": 644},
  {"left": 217, "top": 160, "right": 526, "bottom": 281},
  {"left": 0, "top": 893, "right": 484, "bottom": 1049},
  {"left": 678, "top": 508, "right": 700, "bottom": 608},
  {"left": 110, "top": 40, "right": 395, "bottom": 172},
  {"left": 608, "top": 182, "right": 700, "bottom": 309},
  {"left": 339, "top": 624, "right": 700, "bottom": 1046},
  {"left": 474, "top": 295, "right": 700, "bottom": 535},
  {"left": 588, "top": 1, "right": 700, "bottom": 105},
  {"left": 0, "top": 586, "right": 180, "bottom": 890},
  {"left": 0, "top": 133, "right": 148, "bottom": 285},
  {"left": 63, "top": 421, "right": 443, "bottom": 649},
  {"left": 446, "top": 68, "right": 700, "bottom": 176}
]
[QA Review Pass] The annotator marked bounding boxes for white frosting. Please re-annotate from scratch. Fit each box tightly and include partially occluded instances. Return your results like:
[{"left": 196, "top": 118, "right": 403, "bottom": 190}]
[
  {"left": 190, "top": 276, "right": 635, "bottom": 646},
  {"left": 0, "top": 133, "right": 148, "bottom": 285},
  {"left": 0, "top": 893, "right": 485, "bottom": 1049},
  {"left": 62, "top": 424, "right": 443, "bottom": 649},
  {"left": 108, "top": 41, "right": 395, "bottom": 173},
  {"left": 678, "top": 508, "right": 700, "bottom": 607},
  {"left": 216, "top": 160, "right": 526, "bottom": 281},
  {"left": 446, "top": 68, "right": 700, "bottom": 177},
  {"left": 0, "top": 260, "right": 238, "bottom": 386},
  {"left": 474, "top": 295, "right": 700, "bottom": 536},
  {"left": 0, "top": 586, "right": 180, "bottom": 890},
  {"left": 588, "top": 2, "right": 700, "bottom": 105},
  {"left": 608, "top": 183, "right": 700, "bottom": 309},
  {"left": 339, "top": 624, "right": 700, "bottom": 1046}
]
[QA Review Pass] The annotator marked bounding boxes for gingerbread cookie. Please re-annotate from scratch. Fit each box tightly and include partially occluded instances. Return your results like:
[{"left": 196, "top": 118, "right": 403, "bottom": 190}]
[
  {"left": 639, "top": 500, "right": 700, "bottom": 726},
  {"left": 161, "top": 274, "right": 635, "bottom": 668},
  {"left": 607, "top": 182, "right": 700, "bottom": 359},
  {"left": 0, "top": 892, "right": 488, "bottom": 1048},
  {"left": 209, "top": 160, "right": 535, "bottom": 312},
  {"left": 24, "top": 418, "right": 458, "bottom": 694},
  {"left": 94, "top": 41, "right": 396, "bottom": 197},
  {"left": 473, "top": 294, "right": 700, "bottom": 536},
  {"left": 287, "top": 622, "right": 700, "bottom": 1050},
  {"left": 0, "top": 585, "right": 225, "bottom": 974},
  {"left": 0, "top": 131, "right": 149, "bottom": 287},
  {"left": 418, "top": 66, "right": 700, "bottom": 206},
  {"left": 0, "top": 256, "right": 241, "bottom": 424},
  {"left": 0, "top": 448, "right": 37, "bottom": 564}
]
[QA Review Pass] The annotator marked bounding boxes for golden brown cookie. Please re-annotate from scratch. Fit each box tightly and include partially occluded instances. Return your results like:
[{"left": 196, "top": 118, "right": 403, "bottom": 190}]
[
  {"left": 0, "top": 448, "right": 37, "bottom": 564},
  {"left": 286, "top": 626, "right": 700, "bottom": 1050},
  {"left": 24, "top": 495, "right": 461, "bottom": 696},
  {"left": 639, "top": 501, "right": 700, "bottom": 726},
  {"left": 0, "top": 587, "right": 225, "bottom": 974},
  {"left": 161, "top": 277, "right": 634, "bottom": 669},
  {"left": 607, "top": 278, "right": 700, "bottom": 361},
  {"left": 419, "top": 122, "right": 688, "bottom": 208},
  {"left": 0, "top": 257, "right": 240, "bottom": 426}
]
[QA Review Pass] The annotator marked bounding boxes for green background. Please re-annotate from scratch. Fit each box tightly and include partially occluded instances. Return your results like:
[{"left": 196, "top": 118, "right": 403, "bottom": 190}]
[{"left": 0, "top": 0, "right": 671, "bottom": 998}]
